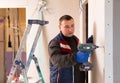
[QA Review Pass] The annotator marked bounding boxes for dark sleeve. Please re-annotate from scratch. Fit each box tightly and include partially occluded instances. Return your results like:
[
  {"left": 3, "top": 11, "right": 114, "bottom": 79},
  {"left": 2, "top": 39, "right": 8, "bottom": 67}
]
[{"left": 48, "top": 40, "right": 76, "bottom": 68}]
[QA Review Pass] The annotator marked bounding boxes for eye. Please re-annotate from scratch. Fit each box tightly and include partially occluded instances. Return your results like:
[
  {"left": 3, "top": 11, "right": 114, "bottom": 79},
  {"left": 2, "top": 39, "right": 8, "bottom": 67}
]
[
  {"left": 71, "top": 24, "right": 74, "bottom": 27},
  {"left": 64, "top": 25, "right": 70, "bottom": 28}
]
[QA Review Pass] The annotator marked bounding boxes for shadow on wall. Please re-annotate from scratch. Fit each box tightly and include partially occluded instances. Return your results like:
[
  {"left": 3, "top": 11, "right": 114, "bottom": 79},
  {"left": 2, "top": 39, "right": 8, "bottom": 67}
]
[{"left": 90, "top": 22, "right": 104, "bottom": 83}]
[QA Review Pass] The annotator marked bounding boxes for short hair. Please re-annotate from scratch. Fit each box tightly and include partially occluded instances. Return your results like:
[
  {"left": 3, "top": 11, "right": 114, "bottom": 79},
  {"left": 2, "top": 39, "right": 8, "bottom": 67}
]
[{"left": 59, "top": 15, "right": 73, "bottom": 24}]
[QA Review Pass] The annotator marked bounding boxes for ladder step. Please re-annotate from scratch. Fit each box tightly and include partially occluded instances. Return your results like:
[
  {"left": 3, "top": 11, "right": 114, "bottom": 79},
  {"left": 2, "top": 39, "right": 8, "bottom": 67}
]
[{"left": 28, "top": 19, "right": 49, "bottom": 25}]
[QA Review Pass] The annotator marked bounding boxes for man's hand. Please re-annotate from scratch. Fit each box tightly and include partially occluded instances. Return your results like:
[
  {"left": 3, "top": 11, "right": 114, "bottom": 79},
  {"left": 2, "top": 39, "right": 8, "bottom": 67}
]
[{"left": 76, "top": 51, "right": 91, "bottom": 63}]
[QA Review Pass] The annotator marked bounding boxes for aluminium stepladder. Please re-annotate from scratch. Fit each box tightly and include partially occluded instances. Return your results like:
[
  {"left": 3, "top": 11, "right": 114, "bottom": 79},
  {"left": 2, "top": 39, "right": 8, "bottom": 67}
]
[{"left": 7, "top": 19, "right": 49, "bottom": 83}]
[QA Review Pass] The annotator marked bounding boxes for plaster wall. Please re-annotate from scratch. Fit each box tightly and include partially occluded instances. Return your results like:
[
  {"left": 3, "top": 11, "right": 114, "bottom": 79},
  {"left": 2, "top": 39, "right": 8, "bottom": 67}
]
[{"left": 88, "top": 0, "right": 105, "bottom": 83}]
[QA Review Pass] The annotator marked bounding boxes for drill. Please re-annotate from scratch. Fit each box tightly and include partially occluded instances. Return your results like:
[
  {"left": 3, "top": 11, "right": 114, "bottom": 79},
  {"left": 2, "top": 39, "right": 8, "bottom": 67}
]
[{"left": 77, "top": 43, "right": 100, "bottom": 71}]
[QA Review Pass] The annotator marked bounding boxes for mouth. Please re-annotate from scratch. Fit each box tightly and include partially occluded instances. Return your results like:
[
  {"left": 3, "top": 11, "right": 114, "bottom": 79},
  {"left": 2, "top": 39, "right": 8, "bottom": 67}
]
[
  {"left": 68, "top": 33, "right": 73, "bottom": 36},
  {"left": 69, "top": 32, "right": 73, "bottom": 35}
]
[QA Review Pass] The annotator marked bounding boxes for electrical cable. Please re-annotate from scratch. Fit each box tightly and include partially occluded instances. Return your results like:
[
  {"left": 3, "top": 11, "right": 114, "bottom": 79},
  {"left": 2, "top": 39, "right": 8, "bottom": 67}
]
[{"left": 8, "top": 8, "right": 12, "bottom": 47}]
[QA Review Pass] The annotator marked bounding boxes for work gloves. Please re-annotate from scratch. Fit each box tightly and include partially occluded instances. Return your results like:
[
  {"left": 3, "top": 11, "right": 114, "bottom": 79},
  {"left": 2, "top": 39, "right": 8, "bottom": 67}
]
[{"left": 76, "top": 51, "right": 91, "bottom": 63}]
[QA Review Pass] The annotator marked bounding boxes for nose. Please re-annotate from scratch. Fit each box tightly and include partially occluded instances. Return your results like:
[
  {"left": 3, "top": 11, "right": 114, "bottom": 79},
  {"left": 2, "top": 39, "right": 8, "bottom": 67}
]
[{"left": 69, "top": 27, "right": 74, "bottom": 32}]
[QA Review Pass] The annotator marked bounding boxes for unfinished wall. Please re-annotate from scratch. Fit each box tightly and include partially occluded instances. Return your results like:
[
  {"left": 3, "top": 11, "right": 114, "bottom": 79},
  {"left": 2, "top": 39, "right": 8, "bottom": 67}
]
[
  {"left": 0, "top": 8, "right": 26, "bottom": 82},
  {"left": 0, "top": 16, "right": 5, "bottom": 83},
  {"left": 0, "top": 1, "right": 27, "bottom": 83}
]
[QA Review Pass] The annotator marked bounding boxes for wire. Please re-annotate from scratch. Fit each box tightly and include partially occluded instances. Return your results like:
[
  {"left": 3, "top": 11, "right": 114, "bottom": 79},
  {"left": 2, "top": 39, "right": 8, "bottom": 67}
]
[
  {"left": 79, "top": 0, "right": 84, "bottom": 14},
  {"left": 8, "top": 8, "right": 12, "bottom": 47}
]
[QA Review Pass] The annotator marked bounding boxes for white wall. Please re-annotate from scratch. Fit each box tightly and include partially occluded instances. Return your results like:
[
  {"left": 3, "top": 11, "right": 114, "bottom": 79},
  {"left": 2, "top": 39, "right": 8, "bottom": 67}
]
[
  {"left": 0, "top": 0, "right": 27, "bottom": 8},
  {"left": 105, "top": 0, "right": 113, "bottom": 83},
  {"left": 88, "top": 0, "right": 105, "bottom": 83}
]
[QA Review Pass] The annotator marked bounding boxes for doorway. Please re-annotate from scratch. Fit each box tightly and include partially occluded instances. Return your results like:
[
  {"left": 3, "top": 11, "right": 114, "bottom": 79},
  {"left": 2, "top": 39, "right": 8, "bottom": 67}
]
[{"left": 0, "top": 8, "right": 26, "bottom": 82}]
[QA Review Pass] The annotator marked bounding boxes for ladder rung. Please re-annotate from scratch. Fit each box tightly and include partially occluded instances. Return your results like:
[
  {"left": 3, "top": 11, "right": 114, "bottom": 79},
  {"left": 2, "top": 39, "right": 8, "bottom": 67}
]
[{"left": 28, "top": 19, "right": 49, "bottom": 25}]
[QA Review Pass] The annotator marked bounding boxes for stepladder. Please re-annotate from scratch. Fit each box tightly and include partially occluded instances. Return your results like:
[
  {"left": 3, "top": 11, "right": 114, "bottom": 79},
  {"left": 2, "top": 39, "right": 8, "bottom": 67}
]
[{"left": 7, "top": 19, "right": 49, "bottom": 83}]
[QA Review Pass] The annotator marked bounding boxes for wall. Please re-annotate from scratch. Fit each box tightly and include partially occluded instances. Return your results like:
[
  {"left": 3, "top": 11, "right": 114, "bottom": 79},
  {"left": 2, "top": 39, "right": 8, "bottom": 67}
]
[
  {"left": 0, "top": 1, "right": 30, "bottom": 83},
  {"left": 105, "top": 0, "right": 120, "bottom": 83},
  {"left": 88, "top": 0, "right": 105, "bottom": 83},
  {"left": 105, "top": 0, "right": 113, "bottom": 83},
  {"left": 0, "top": 16, "right": 5, "bottom": 83},
  {"left": 113, "top": 0, "right": 120, "bottom": 83}
]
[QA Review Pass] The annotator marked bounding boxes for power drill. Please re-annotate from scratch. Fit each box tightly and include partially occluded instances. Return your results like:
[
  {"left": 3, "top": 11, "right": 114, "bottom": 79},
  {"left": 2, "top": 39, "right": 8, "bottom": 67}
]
[{"left": 77, "top": 43, "right": 100, "bottom": 71}]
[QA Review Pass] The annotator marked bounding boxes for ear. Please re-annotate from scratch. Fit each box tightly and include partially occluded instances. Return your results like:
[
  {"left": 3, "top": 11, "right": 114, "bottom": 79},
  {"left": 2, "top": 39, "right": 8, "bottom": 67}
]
[{"left": 59, "top": 25, "right": 61, "bottom": 30}]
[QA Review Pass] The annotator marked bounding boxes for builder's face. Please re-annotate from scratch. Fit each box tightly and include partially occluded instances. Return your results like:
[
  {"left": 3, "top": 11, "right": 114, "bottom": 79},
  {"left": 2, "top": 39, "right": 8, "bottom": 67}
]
[{"left": 59, "top": 19, "right": 75, "bottom": 37}]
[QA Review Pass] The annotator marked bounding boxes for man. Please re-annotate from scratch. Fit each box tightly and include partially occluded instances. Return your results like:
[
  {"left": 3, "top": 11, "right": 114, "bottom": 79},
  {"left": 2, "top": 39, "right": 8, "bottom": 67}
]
[{"left": 48, "top": 15, "right": 90, "bottom": 83}]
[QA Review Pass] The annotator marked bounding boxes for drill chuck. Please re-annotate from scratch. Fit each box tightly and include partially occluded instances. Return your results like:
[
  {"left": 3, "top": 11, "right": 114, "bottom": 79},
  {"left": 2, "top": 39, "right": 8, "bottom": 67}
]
[{"left": 78, "top": 43, "right": 99, "bottom": 52}]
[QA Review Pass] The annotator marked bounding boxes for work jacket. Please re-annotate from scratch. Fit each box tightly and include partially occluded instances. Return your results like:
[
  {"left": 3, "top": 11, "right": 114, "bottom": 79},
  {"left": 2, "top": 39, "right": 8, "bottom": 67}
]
[{"left": 48, "top": 32, "right": 85, "bottom": 83}]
